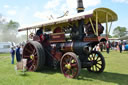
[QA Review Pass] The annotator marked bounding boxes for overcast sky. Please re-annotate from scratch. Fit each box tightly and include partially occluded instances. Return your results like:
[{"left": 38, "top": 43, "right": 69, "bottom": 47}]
[{"left": 0, "top": 0, "right": 128, "bottom": 35}]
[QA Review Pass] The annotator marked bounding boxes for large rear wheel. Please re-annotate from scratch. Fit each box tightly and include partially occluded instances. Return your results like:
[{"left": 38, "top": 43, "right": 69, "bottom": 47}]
[
  {"left": 87, "top": 51, "right": 105, "bottom": 73},
  {"left": 23, "top": 41, "right": 45, "bottom": 71},
  {"left": 60, "top": 52, "right": 81, "bottom": 78}
]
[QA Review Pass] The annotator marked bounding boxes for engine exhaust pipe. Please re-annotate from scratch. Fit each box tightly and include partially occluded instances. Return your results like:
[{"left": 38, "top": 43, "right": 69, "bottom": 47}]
[{"left": 77, "top": 0, "right": 85, "bottom": 13}]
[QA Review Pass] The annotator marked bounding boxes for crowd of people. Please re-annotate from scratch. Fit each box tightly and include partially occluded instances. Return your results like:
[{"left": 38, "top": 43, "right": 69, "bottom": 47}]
[
  {"left": 94, "top": 41, "right": 127, "bottom": 54},
  {"left": 10, "top": 45, "right": 24, "bottom": 64}
]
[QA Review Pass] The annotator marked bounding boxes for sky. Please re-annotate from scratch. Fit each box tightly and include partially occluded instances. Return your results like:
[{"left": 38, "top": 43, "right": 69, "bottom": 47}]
[{"left": 0, "top": 0, "right": 128, "bottom": 35}]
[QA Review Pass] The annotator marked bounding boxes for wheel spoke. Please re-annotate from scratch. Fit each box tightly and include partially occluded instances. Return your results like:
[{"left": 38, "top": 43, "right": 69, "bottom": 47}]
[
  {"left": 28, "top": 65, "right": 33, "bottom": 71},
  {"left": 33, "top": 49, "right": 36, "bottom": 54},
  {"left": 97, "top": 59, "right": 101, "bottom": 62},
  {"left": 63, "top": 67, "right": 67, "bottom": 71},
  {"left": 71, "top": 63, "right": 77, "bottom": 68},
  {"left": 88, "top": 57, "right": 92, "bottom": 61},
  {"left": 28, "top": 43, "right": 34, "bottom": 50},
  {"left": 95, "top": 65, "right": 98, "bottom": 71},
  {"left": 93, "top": 54, "right": 96, "bottom": 60},
  {"left": 24, "top": 56, "right": 30, "bottom": 58},
  {"left": 63, "top": 57, "right": 69, "bottom": 64},
  {"left": 27, "top": 60, "right": 33, "bottom": 64},
  {"left": 96, "top": 56, "right": 100, "bottom": 61},
  {"left": 95, "top": 65, "right": 101, "bottom": 69},
  {"left": 71, "top": 68, "right": 77, "bottom": 76},
  {"left": 69, "top": 57, "right": 73, "bottom": 62},
  {"left": 97, "top": 63, "right": 102, "bottom": 65},
  {"left": 91, "top": 65, "right": 94, "bottom": 71},
  {"left": 25, "top": 48, "right": 33, "bottom": 54},
  {"left": 62, "top": 62, "right": 67, "bottom": 65},
  {"left": 65, "top": 69, "right": 70, "bottom": 74}
]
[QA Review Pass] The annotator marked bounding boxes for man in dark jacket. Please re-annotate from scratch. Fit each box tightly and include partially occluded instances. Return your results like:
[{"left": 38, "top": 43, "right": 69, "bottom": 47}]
[
  {"left": 16, "top": 46, "right": 21, "bottom": 62},
  {"left": 119, "top": 42, "right": 122, "bottom": 53},
  {"left": 10, "top": 47, "right": 15, "bottom": 64}
]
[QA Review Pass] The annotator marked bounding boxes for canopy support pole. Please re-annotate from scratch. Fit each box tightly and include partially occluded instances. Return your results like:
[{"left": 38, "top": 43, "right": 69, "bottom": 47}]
[
  {"left": 27, "top": 29, "right": 28, "bottom": 41},
  {"left": 96, "top": 11, "right": 98, "bottom": 36},
  {"left": 89, "top": 18, "right": 96, "bottom": 35},
  {"left": 106, "top": 13, "right": 108, "bottom": 37},
  {"left": 109, "top": 21, "right": 112, "bottom": 34},
  {"left": 35, "top": 28, "right": 36, "bottom": 34}
]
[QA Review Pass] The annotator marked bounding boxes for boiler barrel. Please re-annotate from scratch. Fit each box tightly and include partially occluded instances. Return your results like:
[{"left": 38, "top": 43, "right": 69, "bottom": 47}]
[
  {"left": 60, "top": 42, "right": 89, "bottom": 55},
  {"left": 73, "top": 42, "right": 89, "bottom": 55}
]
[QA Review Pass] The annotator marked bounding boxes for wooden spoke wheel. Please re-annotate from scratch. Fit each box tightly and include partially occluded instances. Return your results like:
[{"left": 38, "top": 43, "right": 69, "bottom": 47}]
[
  {"left": 87, "top": 51, "right": 105, "bottom": 73},
  {"left": 23, "top": 41, "right": 45, "bottom": 71},
  {"left": 60, "top": 52, "right": 81, "bottom": 78}
]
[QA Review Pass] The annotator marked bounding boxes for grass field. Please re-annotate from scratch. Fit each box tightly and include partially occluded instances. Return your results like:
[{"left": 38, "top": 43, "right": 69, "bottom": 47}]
[{"left": 0, "top": 51, "right": 128, "bottom": 85}]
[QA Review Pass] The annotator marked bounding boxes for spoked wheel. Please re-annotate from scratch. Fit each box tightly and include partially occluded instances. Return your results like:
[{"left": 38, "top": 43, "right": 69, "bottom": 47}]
[
  {"left": 60, "top": 52, "right": 81, "bottom": 78},
  {"left": 23, "top": 41, "right": 45, "bottom": 71},
  {"left": 87, "top": 51, "right": 105, "bottom": 73}
]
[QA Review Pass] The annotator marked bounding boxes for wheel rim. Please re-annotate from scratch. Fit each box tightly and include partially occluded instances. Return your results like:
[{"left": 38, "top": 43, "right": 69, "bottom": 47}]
[
  {"left": 61, "top": 53, "right": 80, "bottom": 78},
  {"left": 23, "top": 42, "right": 38, "bottom": 71},
  {"left": 88, "top": 51, "right": 105, "bottom": 72}
]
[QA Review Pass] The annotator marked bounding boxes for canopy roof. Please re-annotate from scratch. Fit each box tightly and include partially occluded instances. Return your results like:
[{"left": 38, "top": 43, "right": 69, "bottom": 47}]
[
  {"left": 18, "top": 7, "right": 118, "bottom": 32},
  {"left": 119, "top": 36, "right": 128, "bottom": 40}
]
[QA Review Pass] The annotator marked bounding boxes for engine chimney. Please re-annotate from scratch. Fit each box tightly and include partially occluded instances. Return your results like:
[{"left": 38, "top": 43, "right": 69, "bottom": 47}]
[
  {"left": 77, "top": 0, "right": 85, "bottom": 41},
  {"left": 77, "top": 0, "right": 84, "bottom": 13}
]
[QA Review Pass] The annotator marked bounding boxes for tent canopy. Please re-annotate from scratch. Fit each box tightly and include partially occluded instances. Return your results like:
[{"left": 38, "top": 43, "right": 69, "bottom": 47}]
[{"left": 18, "top": 7, "right": 118, "bottom": 32}]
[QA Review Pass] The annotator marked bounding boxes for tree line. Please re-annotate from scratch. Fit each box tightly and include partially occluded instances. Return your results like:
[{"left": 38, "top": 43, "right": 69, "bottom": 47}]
[{"left": 113, "top": 26, "right": 127, "bottom": 38}]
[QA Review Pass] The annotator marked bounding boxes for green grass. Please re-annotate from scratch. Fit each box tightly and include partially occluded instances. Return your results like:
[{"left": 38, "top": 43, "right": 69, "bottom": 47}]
[{"left": 0, "top": 51, "right": 128, "bottom": 85}]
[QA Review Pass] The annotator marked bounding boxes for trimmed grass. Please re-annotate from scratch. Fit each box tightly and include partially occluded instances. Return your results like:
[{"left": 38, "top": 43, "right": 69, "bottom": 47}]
[{"left": 0, "top": 51, "right": 128, "bottom": 85}]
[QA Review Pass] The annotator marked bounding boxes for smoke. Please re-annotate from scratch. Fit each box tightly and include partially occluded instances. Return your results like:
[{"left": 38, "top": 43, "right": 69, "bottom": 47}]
[{"left": 0, "top": 16, "right": 26, "bottom": 44}]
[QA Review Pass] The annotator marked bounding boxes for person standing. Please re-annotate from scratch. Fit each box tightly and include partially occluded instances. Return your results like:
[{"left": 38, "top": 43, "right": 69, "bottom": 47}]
[
  {"left": 122, "top": 43, "right": 125, "bottom": 51},
  {"left": 16, "top": 45, "right": 21, "bottom": 62},
  {"left": 20, "top": 45, "right": 23, "bottom": 59},
  {"left": 106, "top": 41, "right": 110, "bottom": 54},
  {"left": 99, "top": 42, "right": 103, "bottom": 52},
  {"left": 10, "top": 47, "right": 15, "bottom": 64},
  {"left": 119, "top": 42, "right": 122, "bottom": 53}
]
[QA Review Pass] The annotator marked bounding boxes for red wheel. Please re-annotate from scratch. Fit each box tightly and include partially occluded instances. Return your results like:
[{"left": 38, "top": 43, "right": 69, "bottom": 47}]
[
  {"left": 23, "top": 41, "right": 45, "bottom": 71},
  {"left": 87, "top": 51, "right": 105, "bottom": 73},
  {"left": 60, "top": 52, "right": 81, "bottom": 78}
]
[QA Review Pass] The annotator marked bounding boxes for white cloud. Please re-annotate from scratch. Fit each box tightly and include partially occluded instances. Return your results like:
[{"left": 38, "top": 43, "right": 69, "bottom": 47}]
[
  {"left": 112, "top": 0, "right": 128, "bottom": 3},
  {"left": 3, "top": 5, "right": 9, "bottom": 8},
  {"left": 34, "top": 11, "right": 59, "bottom": 20},
  {"left": 7, "top": 10, "right": 16, "bottom": 15},
  {"left": 44, "top": 0, "right": 62, "bottom": 9},
  {"left": 34, "top": 0, "right": 101, "bottom": 20},
  {"left": 62, "top": 0, "right": 101, "bottom": 14},
  {"left": 83, "top": 0, "right": 101, "bottom": 8},
  {"left": 25, "top": 6, "right": 30, "bottom": 10},
  {"left": 66, "top": 0, "right": 101, "bottom": 9}
]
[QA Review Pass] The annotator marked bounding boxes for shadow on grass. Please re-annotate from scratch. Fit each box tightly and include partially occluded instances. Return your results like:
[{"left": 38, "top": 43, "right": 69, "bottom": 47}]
[
  {"left": 37, "top": 67, "right": 61, "bottom": 75},
  {"left": 19, "top": 73, "right": 29, "bottom": 76},
  {"left": 79, "top": 70, "right": 128, "bottom": 85},
  {"left": 27, "top": 66, "right": 128, "bottom": 85}
]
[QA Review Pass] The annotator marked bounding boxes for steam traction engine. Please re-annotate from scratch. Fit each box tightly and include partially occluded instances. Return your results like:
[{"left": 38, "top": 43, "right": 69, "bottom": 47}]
[{"left": 18, "top": 0, "right": 118, "bottom": 78}]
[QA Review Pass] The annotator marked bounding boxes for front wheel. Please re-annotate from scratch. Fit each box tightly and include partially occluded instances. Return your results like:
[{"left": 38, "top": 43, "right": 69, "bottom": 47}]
[
  {"left": 87, "top": 51, "right": 105, "bottom": 73},
  {"left": 60, "top": 52, "right": 81, "bottom": 78}
]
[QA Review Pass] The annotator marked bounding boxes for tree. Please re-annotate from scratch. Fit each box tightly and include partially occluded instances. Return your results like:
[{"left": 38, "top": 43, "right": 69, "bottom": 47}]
[{"left": 113, "top": 26, "right": 127, "bottom": 38}]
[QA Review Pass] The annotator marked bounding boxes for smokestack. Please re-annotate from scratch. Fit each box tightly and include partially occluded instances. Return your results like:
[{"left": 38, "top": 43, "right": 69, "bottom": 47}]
[
  {"left": 77, "top": 0, "right": 84, "bottom": 13},
  {"left": 77, "top": 0, "right": 85, "bottom": 41}
]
